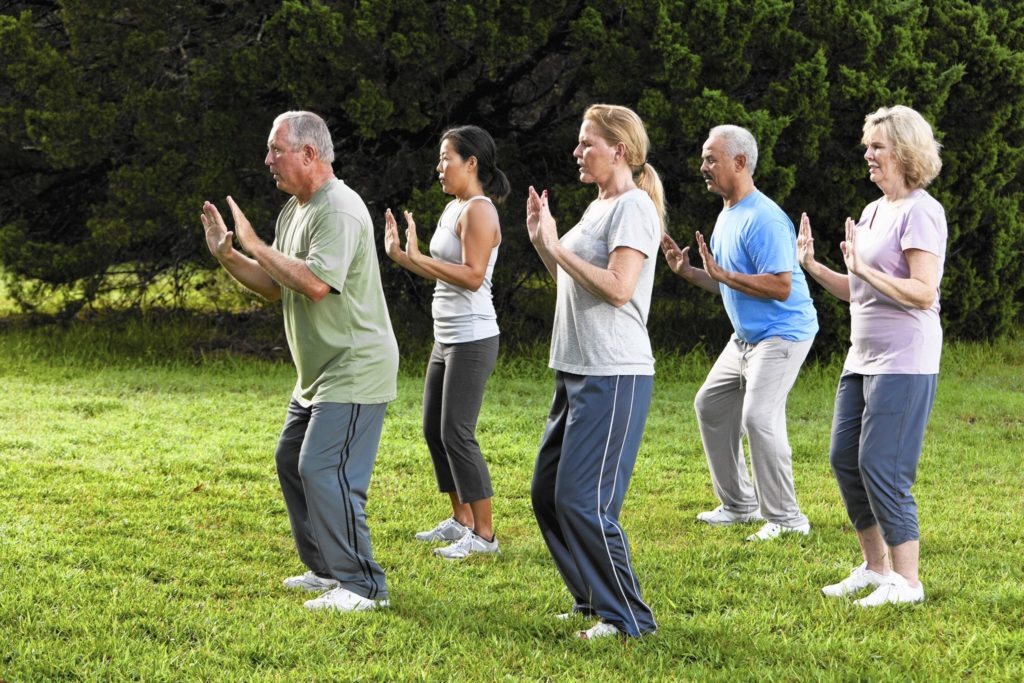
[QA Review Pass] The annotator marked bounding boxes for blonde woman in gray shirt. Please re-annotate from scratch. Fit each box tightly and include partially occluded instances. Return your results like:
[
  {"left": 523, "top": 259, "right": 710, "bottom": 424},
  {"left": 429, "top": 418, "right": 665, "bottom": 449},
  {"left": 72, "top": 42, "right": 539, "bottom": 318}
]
[
  {"left": 385, "top": 126, "right": 509, "bottom": 560},
  {"left": 526, "top": 104, "right": 665, "bottom": 640}
]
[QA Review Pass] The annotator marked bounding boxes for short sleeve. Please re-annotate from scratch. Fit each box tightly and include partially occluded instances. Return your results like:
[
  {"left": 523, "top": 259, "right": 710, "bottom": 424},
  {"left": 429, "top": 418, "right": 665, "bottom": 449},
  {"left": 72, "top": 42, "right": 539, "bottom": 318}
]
[
  {"left": 745, "top": 216, "right": 797, "bottom": 275},
  {"left": 900, "top": 198, "right": 947, "bottom": 257},
  {"left": 606, "top": 194, "right": 660, "bottom": 259},
  {"left": 304, "top": 210, "right": 364, "bottom": 295}
]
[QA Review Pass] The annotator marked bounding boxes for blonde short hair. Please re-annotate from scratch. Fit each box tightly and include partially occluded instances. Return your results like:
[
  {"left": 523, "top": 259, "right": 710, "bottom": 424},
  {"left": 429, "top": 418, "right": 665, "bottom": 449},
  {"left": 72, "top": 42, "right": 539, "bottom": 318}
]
[{"left": 862, "top": 106, "right": 942, "bottom": 188}]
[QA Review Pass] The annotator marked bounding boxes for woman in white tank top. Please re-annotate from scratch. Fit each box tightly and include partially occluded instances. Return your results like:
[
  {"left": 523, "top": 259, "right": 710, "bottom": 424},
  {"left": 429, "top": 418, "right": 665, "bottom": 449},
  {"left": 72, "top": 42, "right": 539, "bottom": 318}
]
[{"left": 384, "top": 125, "right": 510, "bottom": 560}]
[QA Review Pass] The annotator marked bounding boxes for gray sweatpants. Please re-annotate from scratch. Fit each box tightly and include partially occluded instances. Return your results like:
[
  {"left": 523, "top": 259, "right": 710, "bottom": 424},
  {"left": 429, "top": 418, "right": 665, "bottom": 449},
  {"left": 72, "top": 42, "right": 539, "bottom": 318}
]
[
  {"left": 422, "top": 335, "right": 499, "bottom": 503},
  {"left": 694, "top": 335, "right": 813, "bottom": 528},
  {"left": 275, "top": 399, "right": 388, "bottom": 600}
]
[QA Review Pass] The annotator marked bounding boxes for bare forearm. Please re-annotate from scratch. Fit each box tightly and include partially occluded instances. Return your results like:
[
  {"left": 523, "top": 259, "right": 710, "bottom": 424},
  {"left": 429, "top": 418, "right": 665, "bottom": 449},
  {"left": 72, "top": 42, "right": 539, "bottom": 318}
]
[
  {"left": 390, "top": 251, "right": 435, "bottom": 281},
  {"left": 551, "top": 244, "right": 638, "bottom": 307},
  {"left": 803, "top": 260, "right": 851, "bottom": 302},
  {"left": 407, "top": 255, "right": 486, "bottom": 291},
  {"left": 678, "top": 267, "right": 720, "bottom": 295},
  {"left": 716, "top": 271, "right": 791, "bottom": 301},
  {"left": 217, "top": 250, "right": 281, "bottom": 301},
  {"left": 249, "top": 243, "right": 330, "bottom": 301},
  {"left": 854, "top": 267, "right": 935, "bottom": 309}
]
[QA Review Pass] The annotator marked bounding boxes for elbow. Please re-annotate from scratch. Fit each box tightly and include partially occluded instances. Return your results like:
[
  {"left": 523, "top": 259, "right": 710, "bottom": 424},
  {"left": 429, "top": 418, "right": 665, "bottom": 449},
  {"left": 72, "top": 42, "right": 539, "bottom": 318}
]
[
  {"left": 306, "top": 282, "right": 331, "bottom": 303},
  {"left": 608, "top": 291, "right": 633, "bottom": 308},
  {"left": 913, "top": 293, "right": 936, "bottom": 310},
  {"left": 772, "top": 286, "right": 792, "bottom": 302}
]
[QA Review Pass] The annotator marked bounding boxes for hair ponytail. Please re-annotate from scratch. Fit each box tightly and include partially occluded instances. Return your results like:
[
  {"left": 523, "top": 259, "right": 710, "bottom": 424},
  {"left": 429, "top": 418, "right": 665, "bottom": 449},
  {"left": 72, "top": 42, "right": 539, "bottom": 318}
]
[
  {"left": 635, "top": 163, "right": 666, "bottom": 232},
  {"left": 441, "top": 125, "right": 510, "bottom": 203},
  {"left": 584, "top": 104, "right": 666, "bottom": 231}
]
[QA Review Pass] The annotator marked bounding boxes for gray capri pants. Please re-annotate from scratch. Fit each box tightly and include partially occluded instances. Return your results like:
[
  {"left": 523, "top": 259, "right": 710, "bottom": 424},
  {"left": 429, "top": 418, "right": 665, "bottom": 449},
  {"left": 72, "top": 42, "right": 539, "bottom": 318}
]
[
  {"left": 829, "top": 371, "right": 938, "bottom": 546},
  {"left": 422, "top": 334, "right": 499, "bottom": 503}
]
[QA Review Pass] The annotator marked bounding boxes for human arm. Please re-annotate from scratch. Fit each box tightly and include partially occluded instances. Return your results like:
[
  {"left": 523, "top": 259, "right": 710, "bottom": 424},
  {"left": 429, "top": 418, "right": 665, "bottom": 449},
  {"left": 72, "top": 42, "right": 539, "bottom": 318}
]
[
  {"left": 201, "top": 200, "right": 281, "bottom": 301},
  {"left": 695, "top": 230, "right": 792, "bottom": 301},
  {"left": 224, "top": 196, "right": 333, "bottom": 302},
  {"left": 660, "top": 232, "right": 719, "bottom": 295},
  {"left": 393, "top": 202, "right": 499, "bottom": 292},
  {"left": 525, "top": 186, "right": 560, "bottom": 279},
  {"left": 842, "top": 217, "right": 939, "bottom": 309},
  {"left": 797, "top": 212, "right": 851, "bottom": 302},
  {"left": 527, "top": 186, "right": 646, "bottom": 308},
  {"left": 384, "top": 208, "right": 434, "bottom": 280}
]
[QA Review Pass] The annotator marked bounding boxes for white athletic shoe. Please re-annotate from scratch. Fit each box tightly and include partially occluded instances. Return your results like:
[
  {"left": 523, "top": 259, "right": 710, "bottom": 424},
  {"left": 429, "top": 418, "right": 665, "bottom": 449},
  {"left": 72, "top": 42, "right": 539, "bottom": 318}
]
[
  {"left": 696, "top": 505, "right": 764, "bottom": 526},
  {"left": 433, "top": 531, "right": 499, "bottom": 560},
  {"left": 854, "top": 573, "right": 925, "bottom": 607},
  {"left": 303, "top": 586, "right": 389, "bottom": 612},
  {"left": 578, "top": 621, "right": 621, "bottom": 640},
  {"left": 821, "top": 563, "right": 888, "bottom": 597},
  {"left": 415, "top": 517, "right": 471, "bottom": 543},
  {"left": 282, "top": 570, "right": 340, "bottom": 592},
  {"left": 746, "top": 521, "right": 811, "bottom": 541}
]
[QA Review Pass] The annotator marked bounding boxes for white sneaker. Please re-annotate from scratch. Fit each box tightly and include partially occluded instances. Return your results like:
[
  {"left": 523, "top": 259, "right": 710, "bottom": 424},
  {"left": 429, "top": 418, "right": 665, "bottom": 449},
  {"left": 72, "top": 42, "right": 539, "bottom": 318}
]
[
  {"left": 697, "top": 505, "right": 764, "bottom": 526},
  {"left": 303, "top": 586, "right": 390, "bottom": 612},
  {"left": 434, "top": 531, "right": 499, "bottom": 560},
  {"left": 578, "top": 621, "right": 621, "bottom": 640},
  {"left": 821, "top": 563, "right": 888, "bottom": 597},
  {"left": 854, "top": 573, "right": 925, "bottom": 607},
  {"left": 282, "top": 570, "right": 340, "bottom": 592},
  {"left": 746, "top": 521, "right": 811, "bottom": 541},
  {"left": 415, "top": 517, "right": 471, "bottom": 542}
]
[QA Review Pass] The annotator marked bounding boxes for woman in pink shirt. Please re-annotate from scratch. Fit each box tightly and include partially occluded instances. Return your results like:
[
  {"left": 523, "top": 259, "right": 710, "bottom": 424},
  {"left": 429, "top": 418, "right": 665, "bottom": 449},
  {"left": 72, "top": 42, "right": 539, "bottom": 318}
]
[{"left": 798, "top": 105, "right": 947, "bottom": 607}]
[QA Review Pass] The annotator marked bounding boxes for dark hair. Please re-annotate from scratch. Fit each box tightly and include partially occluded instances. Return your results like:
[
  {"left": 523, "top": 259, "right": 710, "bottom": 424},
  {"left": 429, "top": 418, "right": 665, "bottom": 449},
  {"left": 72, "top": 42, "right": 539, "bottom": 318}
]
[{"left": 441, "top": 125, "right": 510, "bottom": 203}]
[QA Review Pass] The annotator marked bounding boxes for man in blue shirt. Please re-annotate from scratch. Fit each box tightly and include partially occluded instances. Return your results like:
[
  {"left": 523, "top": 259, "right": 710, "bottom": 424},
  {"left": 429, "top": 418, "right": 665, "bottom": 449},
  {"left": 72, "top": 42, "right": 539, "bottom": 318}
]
[{"left": 662, "top": 125, "right": 818, "bottom": 541}]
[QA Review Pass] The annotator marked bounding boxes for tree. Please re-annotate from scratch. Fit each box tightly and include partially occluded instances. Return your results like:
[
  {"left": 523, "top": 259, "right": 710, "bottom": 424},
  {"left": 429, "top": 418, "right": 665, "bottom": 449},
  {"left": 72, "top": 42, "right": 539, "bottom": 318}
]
[{"left": 1, "top": 0, "right": 1021, "bottom": 355}]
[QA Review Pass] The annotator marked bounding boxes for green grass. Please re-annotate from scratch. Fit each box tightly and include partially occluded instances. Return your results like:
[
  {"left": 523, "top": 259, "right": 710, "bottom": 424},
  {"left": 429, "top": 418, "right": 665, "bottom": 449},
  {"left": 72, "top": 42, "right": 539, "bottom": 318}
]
[{"left": 1, "top": 320, "right": 1022, "bottom": 681}]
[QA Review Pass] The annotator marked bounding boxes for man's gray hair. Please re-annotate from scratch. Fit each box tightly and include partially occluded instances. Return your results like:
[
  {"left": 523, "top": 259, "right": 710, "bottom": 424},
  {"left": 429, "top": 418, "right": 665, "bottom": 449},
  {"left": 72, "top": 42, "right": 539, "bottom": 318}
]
[
  {"left": 709, "top": 124, "right": 758, "bottom": 176},
  {"left": 273, "top": 111, "right": 335, "bottom": 164}
]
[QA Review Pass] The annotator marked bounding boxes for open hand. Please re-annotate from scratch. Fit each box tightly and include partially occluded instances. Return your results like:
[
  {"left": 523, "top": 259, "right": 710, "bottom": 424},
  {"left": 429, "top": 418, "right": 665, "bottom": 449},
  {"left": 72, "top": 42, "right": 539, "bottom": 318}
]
[
  {"left": 526, "top": 186, "right": 557, "bottom": 249},
  {"left": 201, "top": 201, "right": 234, "bottom": 260},
  {"left": 840, "top": 217, "right": 860, "bottom": 275},
  {"left": 661, "top": 232, "right": 694, "bottom": 279},
  {"left": 797, "top": 212, "right": 816, "bottom": 269}
]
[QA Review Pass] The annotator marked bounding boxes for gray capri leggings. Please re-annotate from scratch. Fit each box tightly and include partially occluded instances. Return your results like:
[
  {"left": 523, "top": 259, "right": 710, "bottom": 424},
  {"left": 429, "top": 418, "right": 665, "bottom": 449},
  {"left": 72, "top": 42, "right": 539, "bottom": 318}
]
[
  {"left": 829, "top": 371, "right": 938, "bottom": 546},
  {"left": 422, "top": 334, "right": 499, "bottom": 503}
]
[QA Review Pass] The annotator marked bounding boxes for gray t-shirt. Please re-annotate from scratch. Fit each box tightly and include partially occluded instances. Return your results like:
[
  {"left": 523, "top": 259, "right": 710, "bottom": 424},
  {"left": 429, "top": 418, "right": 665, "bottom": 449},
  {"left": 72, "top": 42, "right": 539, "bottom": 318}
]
[
  {"left": 273, "top": 178, "right": 399, "bottom": 405},
  {"left": 549, "top": 189, "right": 660, "bottom": 376}
]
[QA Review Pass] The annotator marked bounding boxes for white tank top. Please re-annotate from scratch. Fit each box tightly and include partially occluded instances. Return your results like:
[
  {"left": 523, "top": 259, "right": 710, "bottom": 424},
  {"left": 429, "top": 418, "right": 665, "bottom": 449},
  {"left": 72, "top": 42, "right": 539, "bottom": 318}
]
[{"left": 429, "top": 196, "right": 500, "bottom": 344}]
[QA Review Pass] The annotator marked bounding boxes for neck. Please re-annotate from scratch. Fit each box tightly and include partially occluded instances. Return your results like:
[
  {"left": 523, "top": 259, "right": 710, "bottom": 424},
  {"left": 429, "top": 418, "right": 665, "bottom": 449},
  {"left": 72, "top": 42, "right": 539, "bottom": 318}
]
[
  {"left": 722, "top": 178, "right": 756, "bottom": 209},
  {"left": 294, "top": 167, "right": 335, "bottom": 205},
  {"left": 596, "top": 167, "right": 637, "bottom": 200},
  {"left": 880, "top": 181, "right": 913, "bottom": 202},
  {"left": 455, "top": 179, "right": 485, "bottom": 202}
]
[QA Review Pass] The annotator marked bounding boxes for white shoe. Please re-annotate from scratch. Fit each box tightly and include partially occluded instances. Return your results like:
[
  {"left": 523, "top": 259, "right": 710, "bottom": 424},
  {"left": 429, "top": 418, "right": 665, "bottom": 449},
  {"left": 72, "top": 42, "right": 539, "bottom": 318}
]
[
  {"left": 282, "top": 570, "right": 340, "bottom": 592},
  {"left": 434, "top": 531, "right": 499, "bottom": 560},
  {"left": 304, "top": 586, "right": 390, "bottom": 612},
  {"left": 415, "top": 517, "right": 471, "bottom": 542},
  {"left": 854, "top": 573, "right": 925, "bottom": 607},
  {"left": 821, "top": 563, "right": 888, "bottom": 597},
  {"left": 746, "top": 521, "right": 811, "bottom": 541},
  {"left": 697, "top": 505, "right": 764, "bottom": 526},
  {"left": 578, "top": 621, "right": 621, "bottom": 640}
]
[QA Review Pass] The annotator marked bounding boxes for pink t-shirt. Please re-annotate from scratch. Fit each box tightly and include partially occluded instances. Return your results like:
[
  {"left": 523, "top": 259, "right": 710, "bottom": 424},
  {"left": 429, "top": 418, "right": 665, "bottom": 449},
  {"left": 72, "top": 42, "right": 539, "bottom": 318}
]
[{"left": 845, "top": 189, "right": 948, "bottom": 375}]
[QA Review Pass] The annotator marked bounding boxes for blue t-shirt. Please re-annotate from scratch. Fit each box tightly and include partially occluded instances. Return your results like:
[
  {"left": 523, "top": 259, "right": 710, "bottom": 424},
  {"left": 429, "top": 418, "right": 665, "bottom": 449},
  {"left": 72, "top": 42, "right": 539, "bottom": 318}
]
[{"left": 709, "top": 190, "right": 818, "bottom": 343}]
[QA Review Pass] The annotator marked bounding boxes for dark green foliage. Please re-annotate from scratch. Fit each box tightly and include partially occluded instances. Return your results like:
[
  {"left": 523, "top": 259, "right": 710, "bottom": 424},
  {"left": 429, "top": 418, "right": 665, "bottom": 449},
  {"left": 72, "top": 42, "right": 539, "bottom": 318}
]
[{"left": 1, "top": 0, "right": 1021, "bottom": 355}]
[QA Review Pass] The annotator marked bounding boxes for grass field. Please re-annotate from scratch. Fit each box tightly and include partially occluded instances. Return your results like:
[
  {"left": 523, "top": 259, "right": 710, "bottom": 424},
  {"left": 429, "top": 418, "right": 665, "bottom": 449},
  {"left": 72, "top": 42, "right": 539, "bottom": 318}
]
[{"left": 1, "top": 319, "right": 1022, "bottom": 681}]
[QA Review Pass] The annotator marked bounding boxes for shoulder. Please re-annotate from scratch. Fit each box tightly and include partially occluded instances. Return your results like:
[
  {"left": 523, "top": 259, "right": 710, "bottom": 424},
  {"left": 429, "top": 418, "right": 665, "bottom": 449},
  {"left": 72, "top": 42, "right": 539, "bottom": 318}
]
[
  {"left": 906, "top": 189, "right": 946, "bottom": 220},
  {"left": 462, "top": 197, "right": 499, "bottom": 223}
]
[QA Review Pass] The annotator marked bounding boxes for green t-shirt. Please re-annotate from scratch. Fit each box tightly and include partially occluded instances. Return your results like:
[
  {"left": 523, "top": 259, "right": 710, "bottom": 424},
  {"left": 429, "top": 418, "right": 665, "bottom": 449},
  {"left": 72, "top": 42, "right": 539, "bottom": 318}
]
[{"left": 273, "top": 178, "right": 398, "bottom": 405}]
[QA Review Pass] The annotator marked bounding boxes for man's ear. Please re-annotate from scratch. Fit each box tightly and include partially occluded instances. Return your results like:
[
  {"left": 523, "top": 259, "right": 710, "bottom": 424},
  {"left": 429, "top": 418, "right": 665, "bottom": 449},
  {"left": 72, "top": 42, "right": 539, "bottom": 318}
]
[{"left": 734, "top": 154, "right": 747, "bottom": 172}]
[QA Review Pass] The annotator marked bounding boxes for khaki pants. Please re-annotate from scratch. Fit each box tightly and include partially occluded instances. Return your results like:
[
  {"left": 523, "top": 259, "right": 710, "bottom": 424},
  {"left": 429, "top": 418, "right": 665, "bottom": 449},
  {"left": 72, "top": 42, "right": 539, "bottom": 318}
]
[{"left": 694, "top": 335, "right": 814, "bottom": 528}]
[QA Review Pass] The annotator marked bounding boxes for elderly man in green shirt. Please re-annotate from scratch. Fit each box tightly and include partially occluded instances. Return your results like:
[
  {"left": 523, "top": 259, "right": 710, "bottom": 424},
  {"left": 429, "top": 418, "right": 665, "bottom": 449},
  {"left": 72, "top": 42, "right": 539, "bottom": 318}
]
[{"left": 201, "top": 110, "right": 398, "bottom": 612}]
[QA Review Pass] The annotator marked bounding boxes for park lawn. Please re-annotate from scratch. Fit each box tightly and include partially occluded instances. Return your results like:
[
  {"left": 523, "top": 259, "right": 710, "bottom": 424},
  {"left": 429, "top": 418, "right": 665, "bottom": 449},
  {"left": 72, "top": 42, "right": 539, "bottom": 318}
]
[{"left": 0, "top": 321, "right": 1022, "bottom": 682}]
